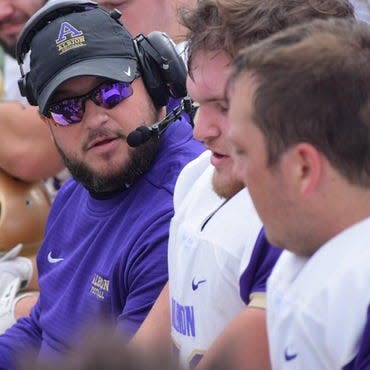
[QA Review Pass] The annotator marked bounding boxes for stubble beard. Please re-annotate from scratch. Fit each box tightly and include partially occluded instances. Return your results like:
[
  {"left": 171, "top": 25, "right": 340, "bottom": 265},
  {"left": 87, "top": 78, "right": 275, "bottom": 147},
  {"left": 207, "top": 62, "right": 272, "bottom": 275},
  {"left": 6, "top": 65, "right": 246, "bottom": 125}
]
[{"left": 212, "top": 170, "right": 244, "bottom": 199}]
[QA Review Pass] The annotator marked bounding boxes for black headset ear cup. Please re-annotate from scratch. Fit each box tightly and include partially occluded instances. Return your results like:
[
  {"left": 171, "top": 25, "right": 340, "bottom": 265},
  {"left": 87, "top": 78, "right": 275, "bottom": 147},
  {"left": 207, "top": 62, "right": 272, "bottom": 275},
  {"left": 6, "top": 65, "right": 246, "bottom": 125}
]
[
  {"left": 18, "top": 74, "right": 37, "bottom": 106},
  {"left": 133, "top": 31, "right": 187, "bottom": 107}
]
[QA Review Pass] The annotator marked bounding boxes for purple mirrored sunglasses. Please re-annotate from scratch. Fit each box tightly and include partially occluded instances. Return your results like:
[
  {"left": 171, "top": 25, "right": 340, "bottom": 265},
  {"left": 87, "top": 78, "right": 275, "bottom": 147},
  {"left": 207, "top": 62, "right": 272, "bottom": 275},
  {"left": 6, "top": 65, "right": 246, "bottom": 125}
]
[{"left": 46, "top": 80, "right": 134, "bottom": 126}]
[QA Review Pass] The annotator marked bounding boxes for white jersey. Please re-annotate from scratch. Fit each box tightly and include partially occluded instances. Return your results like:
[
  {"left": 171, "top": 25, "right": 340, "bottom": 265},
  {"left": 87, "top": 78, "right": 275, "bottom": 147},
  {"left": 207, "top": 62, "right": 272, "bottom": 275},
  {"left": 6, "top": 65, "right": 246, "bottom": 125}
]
[
  {"left": 169, "top": 151, "right": 269, "bottom": 369},
  {"left": 267, "top": 217, "right": 370, "bottom": 369}
]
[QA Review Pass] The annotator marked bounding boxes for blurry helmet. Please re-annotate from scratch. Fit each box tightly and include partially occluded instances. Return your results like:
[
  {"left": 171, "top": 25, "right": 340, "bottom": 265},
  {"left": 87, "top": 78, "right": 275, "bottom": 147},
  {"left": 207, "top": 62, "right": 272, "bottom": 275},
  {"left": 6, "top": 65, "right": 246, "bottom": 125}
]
[{"left": 0, "top": 169, "right": 51, "bottom": 256}]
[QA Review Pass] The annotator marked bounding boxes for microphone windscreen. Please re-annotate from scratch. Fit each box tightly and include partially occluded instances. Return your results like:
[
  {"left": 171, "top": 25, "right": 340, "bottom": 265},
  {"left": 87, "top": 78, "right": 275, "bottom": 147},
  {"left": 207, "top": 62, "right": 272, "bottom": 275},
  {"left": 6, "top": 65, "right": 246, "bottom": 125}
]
[{"left": 126, "top": 126, "right": 152, "bottom": 147}]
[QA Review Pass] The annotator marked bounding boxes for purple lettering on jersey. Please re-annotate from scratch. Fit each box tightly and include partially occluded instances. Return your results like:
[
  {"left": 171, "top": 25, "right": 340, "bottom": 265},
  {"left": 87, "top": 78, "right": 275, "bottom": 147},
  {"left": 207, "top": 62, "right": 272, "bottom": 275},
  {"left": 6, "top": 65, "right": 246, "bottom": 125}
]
[{"left": 171, "top": 298, "right": 196, "bottom": 337}]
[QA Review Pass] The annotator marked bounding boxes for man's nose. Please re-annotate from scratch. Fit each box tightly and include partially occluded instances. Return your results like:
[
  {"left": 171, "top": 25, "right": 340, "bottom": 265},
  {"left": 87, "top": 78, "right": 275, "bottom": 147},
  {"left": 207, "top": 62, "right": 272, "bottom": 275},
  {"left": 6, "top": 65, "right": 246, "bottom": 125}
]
[
  {"left": 193, "top": 106, "right": 220, "bottom": 143},
  {"left": 82, "top": 99, "right": 109, "bottom": 129}
]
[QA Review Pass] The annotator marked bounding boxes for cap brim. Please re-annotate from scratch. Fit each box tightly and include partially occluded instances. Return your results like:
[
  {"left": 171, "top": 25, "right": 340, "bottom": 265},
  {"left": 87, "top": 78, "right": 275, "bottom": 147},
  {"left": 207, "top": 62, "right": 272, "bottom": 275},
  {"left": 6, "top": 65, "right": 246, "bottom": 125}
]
[{"left": 38, "top": 58, "right": 138, "bottom": 114}]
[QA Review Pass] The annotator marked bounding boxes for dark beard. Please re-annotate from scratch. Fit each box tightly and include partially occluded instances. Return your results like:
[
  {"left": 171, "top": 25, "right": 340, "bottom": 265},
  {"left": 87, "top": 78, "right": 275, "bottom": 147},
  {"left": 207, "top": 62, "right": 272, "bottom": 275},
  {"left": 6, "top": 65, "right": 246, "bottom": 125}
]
[{"left": 55, "top": 137, "right": 159, "bottom": 196}]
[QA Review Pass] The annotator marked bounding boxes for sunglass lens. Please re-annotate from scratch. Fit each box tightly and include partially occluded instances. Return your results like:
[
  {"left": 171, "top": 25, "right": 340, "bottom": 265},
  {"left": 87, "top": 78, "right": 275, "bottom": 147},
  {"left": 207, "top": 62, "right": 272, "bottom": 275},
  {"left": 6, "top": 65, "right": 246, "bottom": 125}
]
[
  {"left": 50, "top": 99, "right": 84, "bottom": 125},
  {"left": 96, "top": 81, "right": 133, "bottom": 109},
  {"left": 48, "top": 81, "right": 134, "bottom": 126}
]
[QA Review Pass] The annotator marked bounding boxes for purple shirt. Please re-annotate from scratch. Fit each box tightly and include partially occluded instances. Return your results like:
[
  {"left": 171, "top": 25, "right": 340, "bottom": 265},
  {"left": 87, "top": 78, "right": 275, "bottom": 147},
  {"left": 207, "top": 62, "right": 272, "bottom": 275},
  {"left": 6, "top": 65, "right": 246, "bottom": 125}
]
[{"left": 0, "top": 117, "right": 204, "bottom": 369}]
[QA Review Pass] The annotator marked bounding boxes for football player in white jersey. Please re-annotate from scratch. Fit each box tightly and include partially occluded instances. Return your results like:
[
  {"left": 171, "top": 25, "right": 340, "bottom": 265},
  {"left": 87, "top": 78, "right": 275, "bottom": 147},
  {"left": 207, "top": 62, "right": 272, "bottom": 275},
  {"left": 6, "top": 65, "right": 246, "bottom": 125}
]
[
  {"left": 131, "top": 1, "right": 355, "bottom": 369},
  {"left": 228, "top": 17, "right": 370, "bottom": 370}
]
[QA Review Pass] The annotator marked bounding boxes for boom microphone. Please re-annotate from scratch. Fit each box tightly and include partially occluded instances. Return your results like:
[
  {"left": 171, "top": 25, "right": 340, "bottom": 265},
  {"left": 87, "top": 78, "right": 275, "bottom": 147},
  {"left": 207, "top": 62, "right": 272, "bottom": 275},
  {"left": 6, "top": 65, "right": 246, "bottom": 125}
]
[
  {"left": 126, "top": 126, "right": 153, "bottom": 147},
  {"left": 126, "top": 97, "right": 195, "bottom": 147}
]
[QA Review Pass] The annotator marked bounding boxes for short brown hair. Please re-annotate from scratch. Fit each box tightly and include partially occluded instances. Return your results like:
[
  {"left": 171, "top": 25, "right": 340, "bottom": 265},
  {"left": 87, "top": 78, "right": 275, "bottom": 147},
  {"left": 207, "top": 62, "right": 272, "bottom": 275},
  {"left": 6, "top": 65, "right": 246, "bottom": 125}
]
[
  {"left": 229, "top": 18, "right": 370, "bottom": 186},
  {"left": 179, "top": 0, "right": 354, "bottom": 71}
]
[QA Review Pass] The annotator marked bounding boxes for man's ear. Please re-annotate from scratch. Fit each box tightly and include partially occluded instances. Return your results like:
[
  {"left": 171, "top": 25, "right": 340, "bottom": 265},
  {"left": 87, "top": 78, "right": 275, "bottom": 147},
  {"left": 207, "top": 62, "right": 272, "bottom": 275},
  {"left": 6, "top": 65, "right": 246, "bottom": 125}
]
[{"left": 293, "top": 142, "right": 322, "bottom": 196}]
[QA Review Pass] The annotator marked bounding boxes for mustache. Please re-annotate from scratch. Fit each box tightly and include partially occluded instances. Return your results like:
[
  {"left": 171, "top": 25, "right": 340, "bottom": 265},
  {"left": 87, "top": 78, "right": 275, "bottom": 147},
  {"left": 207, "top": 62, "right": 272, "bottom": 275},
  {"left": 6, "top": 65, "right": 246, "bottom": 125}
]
[{"left": 82, "top": 128, "right": 126, "bottom": 152}]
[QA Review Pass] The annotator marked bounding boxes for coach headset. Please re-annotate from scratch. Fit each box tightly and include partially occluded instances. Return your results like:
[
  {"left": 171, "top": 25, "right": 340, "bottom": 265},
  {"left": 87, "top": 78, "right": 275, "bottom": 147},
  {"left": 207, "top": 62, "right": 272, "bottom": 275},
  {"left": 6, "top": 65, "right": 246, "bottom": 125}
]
[{"left": 16, "top": 0, "right": 188, "bottom": 110}]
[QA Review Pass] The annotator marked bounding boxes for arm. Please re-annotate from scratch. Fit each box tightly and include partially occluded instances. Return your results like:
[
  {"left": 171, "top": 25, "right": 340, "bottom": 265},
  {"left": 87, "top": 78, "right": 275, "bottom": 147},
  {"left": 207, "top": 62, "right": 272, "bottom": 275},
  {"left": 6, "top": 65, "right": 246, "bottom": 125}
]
[
  {"left": 14, "top": 292, "right": 39, "bottom": 320},
  {"left": 129, "top": 282, "right": 171, "bottom": 356},
  {"left": 116, "top": 210, "right": 171, "bottom": 339},
  {"left": 195, "top": 307, "right": 270, "bottom": 370},
  {"left": 0, "top": 102, "right": 64, "bottom": 181},
  {"left": 0, "top": 299, "right": 43, "bottom": 370}
]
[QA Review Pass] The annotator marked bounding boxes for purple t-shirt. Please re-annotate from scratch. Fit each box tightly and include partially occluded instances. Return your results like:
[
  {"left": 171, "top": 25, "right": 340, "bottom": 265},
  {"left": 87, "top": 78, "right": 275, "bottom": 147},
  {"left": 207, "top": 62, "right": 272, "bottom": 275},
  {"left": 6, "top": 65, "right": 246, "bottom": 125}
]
[{"left": 0, "top": 117, "right": 204, "bottom": 369}]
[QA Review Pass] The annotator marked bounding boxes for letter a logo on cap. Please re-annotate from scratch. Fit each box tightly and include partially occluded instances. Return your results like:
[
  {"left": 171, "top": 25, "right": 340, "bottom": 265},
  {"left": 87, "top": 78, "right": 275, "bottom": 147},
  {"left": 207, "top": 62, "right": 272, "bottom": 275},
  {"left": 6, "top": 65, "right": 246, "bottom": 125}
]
[
  {"left": 56, "top": 22, "right": 83, "bottom": 43},
  {"left": 55, "top": 22, "right": 86, "bottom": 55}
]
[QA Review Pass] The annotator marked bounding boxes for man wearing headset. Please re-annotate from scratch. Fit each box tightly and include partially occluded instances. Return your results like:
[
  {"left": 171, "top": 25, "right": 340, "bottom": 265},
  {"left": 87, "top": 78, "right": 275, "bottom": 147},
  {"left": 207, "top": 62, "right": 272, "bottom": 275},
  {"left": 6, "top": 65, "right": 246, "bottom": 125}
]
[
  {"left": 0, "top": 0, "right": 195, "bottom": 185},
  {"left": 0, "top": 0, "right": 198, "bottom": 335},
  {"left": 0, "top": 0, "right": 195, "bottom": 189},
  {"left": 0, "top": 1, "right": 203, "bottom": 368}
]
